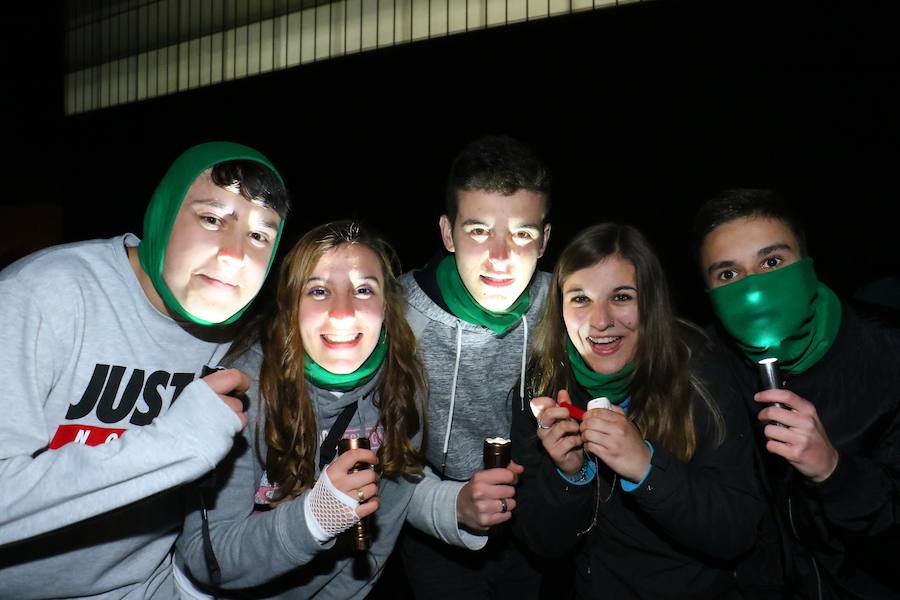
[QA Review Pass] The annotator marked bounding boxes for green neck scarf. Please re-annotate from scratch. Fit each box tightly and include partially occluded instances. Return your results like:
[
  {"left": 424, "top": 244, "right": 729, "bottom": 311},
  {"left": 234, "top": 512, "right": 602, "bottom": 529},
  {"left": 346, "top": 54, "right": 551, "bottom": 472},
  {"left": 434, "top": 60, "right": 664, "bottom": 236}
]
[
  {"left": 137, "top": 141, "right": 285, "bottom": 326},
  {"left": 435, "top": 255, "right": 530, "bottom": 334},
  {"left": 304, "top": 329, "right": 388, "bottom": 391},
  {"left": 566, "top": 338, "right": 634, "bottom": 404},
  {"left": 708, "top": 258, "right": 842, "bottom": 373}
]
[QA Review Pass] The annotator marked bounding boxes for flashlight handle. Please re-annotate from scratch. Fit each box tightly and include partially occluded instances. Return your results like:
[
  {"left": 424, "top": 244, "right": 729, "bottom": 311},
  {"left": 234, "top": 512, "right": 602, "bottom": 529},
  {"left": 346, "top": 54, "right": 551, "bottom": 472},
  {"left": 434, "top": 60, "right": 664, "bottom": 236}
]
[
  {"left": 483, "top": 439, "right": 512, "bottom": 469},
  {"left": 757, "top": 362, "right": 787, "bottom": 424},
  {"left": 338, "top": 438, "right": 372, "bottom": 551}
]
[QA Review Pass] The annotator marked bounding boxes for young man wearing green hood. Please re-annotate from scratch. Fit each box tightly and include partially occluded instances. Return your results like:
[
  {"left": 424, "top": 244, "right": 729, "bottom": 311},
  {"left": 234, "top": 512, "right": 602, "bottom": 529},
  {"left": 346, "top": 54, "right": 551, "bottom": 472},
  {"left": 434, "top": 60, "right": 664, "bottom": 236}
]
[
  {"left": 399, "top": 135, "right": 551, "bottom": 599},
  {"left": 0, "top": 142, "right": 290, "bottom": 599},
  {"left": 694, "top": 188, "right": 900, "bottom": 599}
]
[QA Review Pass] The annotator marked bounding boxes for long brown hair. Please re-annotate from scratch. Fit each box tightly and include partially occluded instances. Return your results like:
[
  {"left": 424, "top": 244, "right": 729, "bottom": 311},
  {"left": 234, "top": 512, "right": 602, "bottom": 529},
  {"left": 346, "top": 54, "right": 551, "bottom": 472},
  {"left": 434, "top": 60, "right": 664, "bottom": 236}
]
[
  {"left": 530, "top": 223, "right": 722, "bottom": 461},
  {"left": 258, "top": 221, "right": 425, "bottom": 502}
]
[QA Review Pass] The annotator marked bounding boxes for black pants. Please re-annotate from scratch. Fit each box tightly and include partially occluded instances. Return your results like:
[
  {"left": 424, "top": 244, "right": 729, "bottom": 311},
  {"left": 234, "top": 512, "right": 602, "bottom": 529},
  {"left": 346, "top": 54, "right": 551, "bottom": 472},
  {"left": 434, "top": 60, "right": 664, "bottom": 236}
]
[{"left": 399, "top": 523, "right": 548, "bottom": 600}]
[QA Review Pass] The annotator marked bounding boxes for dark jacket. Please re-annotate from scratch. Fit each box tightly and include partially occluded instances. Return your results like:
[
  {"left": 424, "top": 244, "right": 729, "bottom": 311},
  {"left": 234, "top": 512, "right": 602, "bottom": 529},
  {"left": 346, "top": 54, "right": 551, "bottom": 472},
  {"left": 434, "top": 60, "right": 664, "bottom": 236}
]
[
  {"left": 711, "top": 305, "right": 900, "bottom": 599},
  {"left": 511, "top": 333, "right": 762, "bottom": 600}
]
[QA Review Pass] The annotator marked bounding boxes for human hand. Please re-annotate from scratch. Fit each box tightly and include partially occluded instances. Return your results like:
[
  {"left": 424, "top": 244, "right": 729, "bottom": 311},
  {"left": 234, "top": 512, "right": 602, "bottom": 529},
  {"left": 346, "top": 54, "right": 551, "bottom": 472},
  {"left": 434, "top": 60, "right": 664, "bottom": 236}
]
[
  {"left": 202, "top": 368, "right": 251, "bottom": 429},
  {"left": 456, "top": 461, "right": 524, "bottom": 531},
  {"left": 532, "top": 390, "right": 584, "bottom": 477},
  {"left": 755, "top": 389, "right": 839, "bottom": 483},
  {"left": 581, "top": 404, "right": 649, "bottom": 483},
  {"left": 325, "top": 448, "right": 381, "bottom": 518}
]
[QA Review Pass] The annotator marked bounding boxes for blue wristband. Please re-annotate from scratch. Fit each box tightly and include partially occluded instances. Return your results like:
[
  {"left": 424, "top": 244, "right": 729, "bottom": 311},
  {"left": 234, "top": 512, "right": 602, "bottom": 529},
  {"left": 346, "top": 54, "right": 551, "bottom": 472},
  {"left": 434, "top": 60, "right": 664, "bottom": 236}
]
[
  {"left": 557, "top": 459, "right": 597, "bottom": 486},
  {"left": 621, "top": 441, "right": 654, "bottom": 492}
]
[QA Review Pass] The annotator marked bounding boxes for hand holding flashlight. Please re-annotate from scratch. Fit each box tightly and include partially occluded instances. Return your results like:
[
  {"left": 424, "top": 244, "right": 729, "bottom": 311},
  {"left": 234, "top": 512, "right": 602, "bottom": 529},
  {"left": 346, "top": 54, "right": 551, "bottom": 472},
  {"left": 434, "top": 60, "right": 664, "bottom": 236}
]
[
  {"left": 456, "top": 441, "right": 522, "bottom": 531},
  {"left": 335, "top": 438, "right": 379, "bottom": 550},
  {"left": 755, "top": 359, "right": 838, "bottom": 482},
  {"left": 753, "top": 389, "right": 839, "bottom": 483}
]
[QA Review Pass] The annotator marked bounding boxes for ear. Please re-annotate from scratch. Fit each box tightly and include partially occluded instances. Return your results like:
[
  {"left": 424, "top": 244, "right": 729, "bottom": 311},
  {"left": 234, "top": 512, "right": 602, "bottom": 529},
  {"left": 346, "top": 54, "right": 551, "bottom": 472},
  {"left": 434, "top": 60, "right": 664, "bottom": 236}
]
[
  {"left": 537, "top": 223, "right": 551, "bottom": 258},
  {"left": 439, "top": 215, "right": 455, "bottom": 253}
]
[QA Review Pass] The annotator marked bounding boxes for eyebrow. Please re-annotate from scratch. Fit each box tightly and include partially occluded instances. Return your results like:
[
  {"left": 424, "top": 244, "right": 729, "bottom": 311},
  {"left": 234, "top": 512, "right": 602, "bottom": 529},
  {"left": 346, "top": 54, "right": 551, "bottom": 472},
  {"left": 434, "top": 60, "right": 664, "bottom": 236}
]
[
  {"left": 563, "top": 285, "right": 637, "bottom": 294},
  {"left": 461, "top": 219, "right": 490, "bottom": 228},
  {"left": 305, "top": 275, "right": 382, "bottom": 285},
  {"left": 460, "top": 219, "right": 542, "bottom": 232},
  {"left": 705, "top": 243, "right": 794, "bottom": 276},
  {"left": 191, "top": 198, "right": 231, "bottom": 213}
]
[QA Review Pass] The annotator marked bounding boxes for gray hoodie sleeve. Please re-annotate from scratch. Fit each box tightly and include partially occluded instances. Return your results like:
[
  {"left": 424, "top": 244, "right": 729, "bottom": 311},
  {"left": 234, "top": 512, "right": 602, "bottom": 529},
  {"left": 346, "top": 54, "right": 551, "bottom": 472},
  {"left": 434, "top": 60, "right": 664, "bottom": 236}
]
[
  {"left": 406, "top": 465, "right": 488, "bottom": 550},
  {"left": 0, "top": 368, "right": 242, "bottom": 546},
  {"left": 176, "top": 388, "right": 331, "bottom": 589}
]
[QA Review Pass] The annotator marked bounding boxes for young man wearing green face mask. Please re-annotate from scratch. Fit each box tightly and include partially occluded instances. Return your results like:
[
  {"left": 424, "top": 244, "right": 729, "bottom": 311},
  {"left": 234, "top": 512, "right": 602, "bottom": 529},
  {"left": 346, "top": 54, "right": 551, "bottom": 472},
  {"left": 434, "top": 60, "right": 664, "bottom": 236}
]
[
  {"left": 693, "top": 188, "right": 900, "bottom": 599},
  {"left": 0, "top": 142, "right": 290, "bottom": 599},
  {"left": 399, "top": 135, "right": 551, "bottom": 599}
]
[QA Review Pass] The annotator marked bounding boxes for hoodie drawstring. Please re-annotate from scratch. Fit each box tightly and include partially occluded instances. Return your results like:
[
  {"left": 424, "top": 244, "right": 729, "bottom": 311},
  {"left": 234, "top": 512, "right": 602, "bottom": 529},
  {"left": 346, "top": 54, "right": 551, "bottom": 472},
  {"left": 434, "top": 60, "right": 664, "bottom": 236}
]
[
  {"left": 440, "top": 321, "right": 463, "bottom": 476},
  {"left": 519, "top": 315, "right": 528, "bottom": 411}
]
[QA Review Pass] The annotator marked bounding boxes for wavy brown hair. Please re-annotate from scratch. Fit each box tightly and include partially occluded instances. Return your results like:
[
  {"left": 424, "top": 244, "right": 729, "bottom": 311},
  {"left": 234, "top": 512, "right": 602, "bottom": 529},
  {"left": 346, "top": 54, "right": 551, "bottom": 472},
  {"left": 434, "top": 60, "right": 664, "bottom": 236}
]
[
  {"left": 258, "top": 221, "right": 425, "bottom": 503},
  {"left": 530, "top": 223, "right": 723, "bottom": 461}
]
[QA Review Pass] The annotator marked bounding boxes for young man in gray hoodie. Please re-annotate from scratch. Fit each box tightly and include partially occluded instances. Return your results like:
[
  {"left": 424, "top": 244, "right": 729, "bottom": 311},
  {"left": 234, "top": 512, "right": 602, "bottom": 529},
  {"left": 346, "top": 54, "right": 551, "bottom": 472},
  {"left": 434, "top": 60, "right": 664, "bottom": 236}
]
[
  {"left": 0, "top": 142, "right": 290, "bottom": 599},
  {"left": 400, "top": 134, "right": 552, "bottom": 599}
]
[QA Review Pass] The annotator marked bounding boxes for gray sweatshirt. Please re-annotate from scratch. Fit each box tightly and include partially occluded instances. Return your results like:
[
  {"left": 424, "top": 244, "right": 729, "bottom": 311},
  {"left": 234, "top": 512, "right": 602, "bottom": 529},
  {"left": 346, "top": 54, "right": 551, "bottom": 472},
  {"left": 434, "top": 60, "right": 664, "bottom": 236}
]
[
  {"left": 175, "top": 344, "right": 423, "bottom": 599},
  {"left": 401, "top": 270, "right": 551, "bottom": 548},
  {"left": 0, "top": 235, "right": 243, "bottom": 599}
]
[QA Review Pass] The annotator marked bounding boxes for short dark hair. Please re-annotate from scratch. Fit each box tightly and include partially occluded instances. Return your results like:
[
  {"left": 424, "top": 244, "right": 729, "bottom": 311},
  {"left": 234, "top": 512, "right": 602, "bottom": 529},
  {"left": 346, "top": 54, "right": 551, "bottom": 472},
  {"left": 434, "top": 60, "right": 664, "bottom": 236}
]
[
  {"left": 211, "top": 160, "right": 291, "bottom": 219},
  {"left": 691, "top": 188, "right": 807, "bottom": 264},
  {"left": 445, "top": 134, "right": 551, "bottom": 224}
]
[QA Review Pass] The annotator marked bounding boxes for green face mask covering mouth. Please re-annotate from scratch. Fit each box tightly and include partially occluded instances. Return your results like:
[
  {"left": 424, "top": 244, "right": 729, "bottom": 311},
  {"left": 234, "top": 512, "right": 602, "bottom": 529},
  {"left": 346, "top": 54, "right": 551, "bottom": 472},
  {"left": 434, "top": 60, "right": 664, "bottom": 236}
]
[
  {"left": 137, "top": 141, "right": 286, "bottom": 327},
  {"left": 707, "top": 257, "right": 841, "bottom": 373}
]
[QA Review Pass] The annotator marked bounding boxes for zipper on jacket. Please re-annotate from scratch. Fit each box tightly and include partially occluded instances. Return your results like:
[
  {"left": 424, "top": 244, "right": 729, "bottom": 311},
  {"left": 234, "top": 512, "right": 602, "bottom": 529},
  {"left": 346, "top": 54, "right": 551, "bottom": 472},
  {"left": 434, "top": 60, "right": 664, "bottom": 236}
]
[{"left": 787, "top": 497, "right": 823, "bottom": 600}]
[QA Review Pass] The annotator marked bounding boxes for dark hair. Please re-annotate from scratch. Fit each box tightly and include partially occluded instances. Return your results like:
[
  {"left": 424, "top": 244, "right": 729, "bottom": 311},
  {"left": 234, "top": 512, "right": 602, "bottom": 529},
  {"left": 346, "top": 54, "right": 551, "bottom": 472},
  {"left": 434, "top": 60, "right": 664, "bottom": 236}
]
[
  {"left": 691, "top": 188, "right": 807, "bottom": 265},
  {"left": 211, "top": 160, "right": 291, "bottom": 219},
  {"left": 258, "top": 221, "right": 424, "bottom": 503},
  {"left": 445, "top": 134, "right": 551, "bottom": 224},
  {"left": 530, "top": 223, "right": 723, "bottom": 461}
]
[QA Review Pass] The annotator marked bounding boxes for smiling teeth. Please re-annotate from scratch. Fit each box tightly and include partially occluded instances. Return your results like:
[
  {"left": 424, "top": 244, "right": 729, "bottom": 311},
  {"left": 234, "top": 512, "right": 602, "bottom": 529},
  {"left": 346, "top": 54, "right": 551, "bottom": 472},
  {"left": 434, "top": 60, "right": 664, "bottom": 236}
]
[
  {"left": 324, "top": 334, "right": 359, "bottom": 342},
  {"left": 588, "top": 336, "right": 620, "bottom": 344}
]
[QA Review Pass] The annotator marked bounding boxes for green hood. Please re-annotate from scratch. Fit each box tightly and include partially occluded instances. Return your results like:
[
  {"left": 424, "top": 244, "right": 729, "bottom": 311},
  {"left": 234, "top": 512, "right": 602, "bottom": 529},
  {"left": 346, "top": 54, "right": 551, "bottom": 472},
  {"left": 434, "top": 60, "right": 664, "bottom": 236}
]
[{"left": 137, "top": 141, "right": 285, "bottom": 326}]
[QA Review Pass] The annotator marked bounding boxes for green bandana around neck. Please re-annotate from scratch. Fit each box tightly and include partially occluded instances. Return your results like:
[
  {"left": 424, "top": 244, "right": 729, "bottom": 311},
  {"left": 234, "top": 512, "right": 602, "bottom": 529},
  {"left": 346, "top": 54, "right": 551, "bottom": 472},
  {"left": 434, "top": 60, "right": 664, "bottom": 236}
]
[
  {"left": 435, "top": 255, "right": 530, "bottom": 334},
  {"left": 707, "top": 257, "right": 842, "bottom": 373},
  {"left": 565, "top": 338, "right": 634, "bottom": 404},
  {"left": 304, "top": 329, "right": 388, "bottom": 391},
  {"left": 137, "top": 141, "right": 286, "bottom": 327}
]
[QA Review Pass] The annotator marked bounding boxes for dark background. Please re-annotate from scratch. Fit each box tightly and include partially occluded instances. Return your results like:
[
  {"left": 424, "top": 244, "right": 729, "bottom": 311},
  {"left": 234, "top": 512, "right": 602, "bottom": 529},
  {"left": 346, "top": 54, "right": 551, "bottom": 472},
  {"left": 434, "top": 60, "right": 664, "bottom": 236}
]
[
  {"left": 1, "top": 1, "right": 898, "bottom": 596},
  {"left": 4, "top": 0, "right": 900, "bottom": 327}
]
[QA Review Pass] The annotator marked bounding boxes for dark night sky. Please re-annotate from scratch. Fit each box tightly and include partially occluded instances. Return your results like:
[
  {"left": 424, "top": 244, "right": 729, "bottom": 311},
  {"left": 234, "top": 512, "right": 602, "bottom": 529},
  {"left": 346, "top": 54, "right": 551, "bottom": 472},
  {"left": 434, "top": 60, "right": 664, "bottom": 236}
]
[{"left": 4, "top": 0, "right": 900, "bottom": 326}]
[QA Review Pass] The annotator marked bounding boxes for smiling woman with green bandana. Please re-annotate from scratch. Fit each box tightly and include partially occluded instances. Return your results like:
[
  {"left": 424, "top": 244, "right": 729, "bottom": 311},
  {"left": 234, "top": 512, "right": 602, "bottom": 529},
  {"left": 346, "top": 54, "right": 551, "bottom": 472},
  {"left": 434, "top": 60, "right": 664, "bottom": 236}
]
[
  {"left": 694, "top": 187, "right": 900, "bottom": 599},
  {"left": 510, "top": 222, "right": 761, "bottom": 600},
  {"left": 174, "top": 221, "right": 427, "bottom": 599}
]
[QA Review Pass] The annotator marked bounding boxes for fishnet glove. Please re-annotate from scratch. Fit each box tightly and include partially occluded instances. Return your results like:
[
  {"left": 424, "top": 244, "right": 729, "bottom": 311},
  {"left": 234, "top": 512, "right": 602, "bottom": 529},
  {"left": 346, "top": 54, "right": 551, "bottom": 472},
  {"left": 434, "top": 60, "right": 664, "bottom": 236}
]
[{"left": 304, "top": 466, "right": 359, "bottom": 542}]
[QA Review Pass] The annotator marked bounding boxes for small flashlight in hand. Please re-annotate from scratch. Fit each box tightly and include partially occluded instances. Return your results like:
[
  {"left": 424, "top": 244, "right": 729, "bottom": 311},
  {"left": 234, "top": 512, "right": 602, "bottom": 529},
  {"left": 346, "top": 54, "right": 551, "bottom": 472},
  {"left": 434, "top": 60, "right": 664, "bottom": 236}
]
[
  {"left": 758, "top": 358, "right": 786, "bottom": 426},
  {"left": 483, "top": 437, "right": 511, "bottom": 469},
  {"left": 338, "top": 437, "right": 372, "bottom": 551}
]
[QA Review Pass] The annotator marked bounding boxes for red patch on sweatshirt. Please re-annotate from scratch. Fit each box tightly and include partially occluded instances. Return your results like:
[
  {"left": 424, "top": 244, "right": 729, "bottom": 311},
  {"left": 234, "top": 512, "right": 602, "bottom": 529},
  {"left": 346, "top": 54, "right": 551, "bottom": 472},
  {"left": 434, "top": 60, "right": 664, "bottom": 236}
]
[{"left": 48, "top": 424, "right": 127, "bottom": 449}]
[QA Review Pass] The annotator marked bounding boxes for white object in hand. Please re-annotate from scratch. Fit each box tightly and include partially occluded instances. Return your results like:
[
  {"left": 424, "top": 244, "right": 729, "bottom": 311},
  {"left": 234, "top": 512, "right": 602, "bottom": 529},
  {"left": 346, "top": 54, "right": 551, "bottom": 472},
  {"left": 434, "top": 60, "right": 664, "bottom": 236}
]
[
  {"left": 587, "top": 397, "right": 611, "bottom": 410},
  {"left": 529, "top": 400, "right": 544, "bottom": 419}
]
